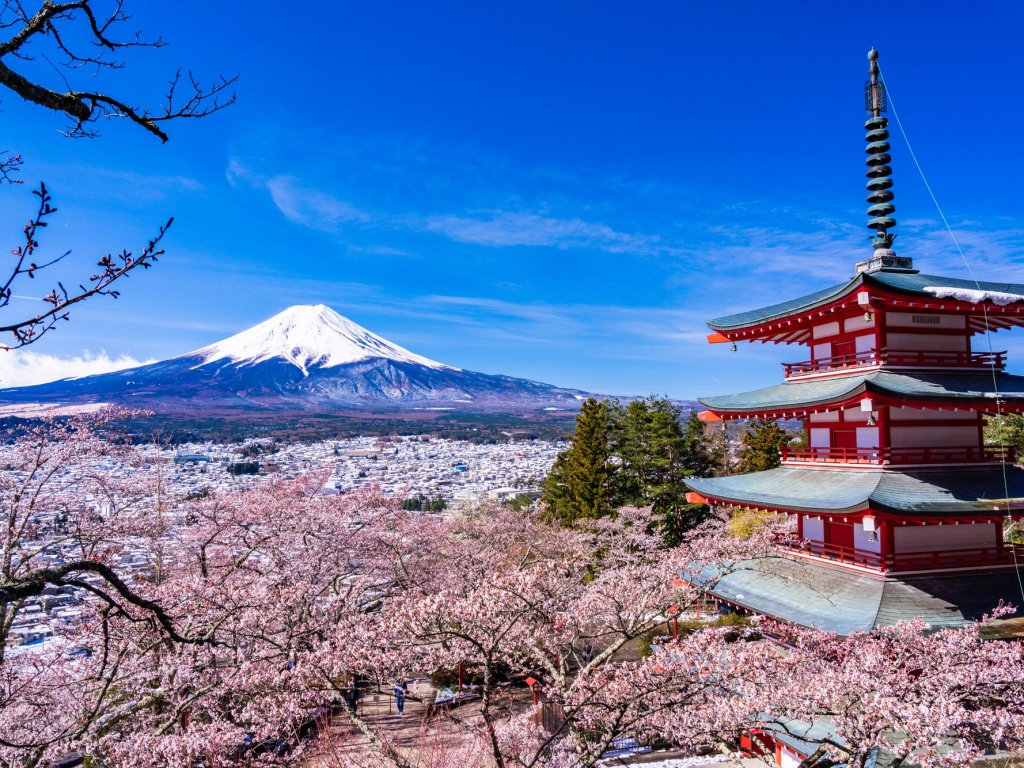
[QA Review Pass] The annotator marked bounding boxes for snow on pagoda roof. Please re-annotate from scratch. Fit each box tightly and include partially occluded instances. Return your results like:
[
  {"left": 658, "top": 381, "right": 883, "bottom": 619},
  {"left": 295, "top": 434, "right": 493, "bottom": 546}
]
[
  {"left": 686, "top": 556, "right": 1023, "bottom": 634},
  {"left": 684, "top": 464, "right": 1024, "bottom": 516},
  {"left": 708, "top": 271, "right": 1024, "bottom": 331},
  {"left": 699, "top": 370, "right": 1024, "bottom": 415}
]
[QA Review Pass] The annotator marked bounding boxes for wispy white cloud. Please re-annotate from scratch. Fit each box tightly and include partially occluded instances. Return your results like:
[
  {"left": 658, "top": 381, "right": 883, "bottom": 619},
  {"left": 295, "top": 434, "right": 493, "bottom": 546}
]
[
  {"left": 422, "top": 211, "right": 670, "bottom": 254},
  {"left": 226, "top": 157, "right": 682, "bottom": 258},
  {"left": 0, "top": 350, "right": 155, "bottom": 388},
  {"left": 264, "top": 176, "right": 371, "bottom": 230}
]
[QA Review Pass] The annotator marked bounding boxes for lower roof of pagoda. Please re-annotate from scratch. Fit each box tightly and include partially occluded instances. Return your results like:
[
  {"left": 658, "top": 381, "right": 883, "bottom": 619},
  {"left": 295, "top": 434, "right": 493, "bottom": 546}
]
[
  {"left": 685, "top": 557, "right": 1022, "bottom": 635},
  {"left": 699, "top": 370, "right": 1024, "bottom": 416},
  {"left": 684, "top": 465, "right": 1024, "bottom": 516}
]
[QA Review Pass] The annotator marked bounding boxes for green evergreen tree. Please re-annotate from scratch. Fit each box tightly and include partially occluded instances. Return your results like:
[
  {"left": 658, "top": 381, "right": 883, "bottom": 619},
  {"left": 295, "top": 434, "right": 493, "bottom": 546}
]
[
  {"left": 541, "top": 398, "right": 613, "bottom": 525},
  {"left": 611, "top": 397, "right": 707, "bottom": 545},
  {"left": 985, "top": 414, "right": 1024, "bottom": 460},
  {"left": 681, "top": 409, "right": 727, "bottom": 478},
  {"left": 543, "top": 398, "right": 731, "bottom": 543},
  {"left": 737, "top": 417, "right": 791, "bottom": 473}
]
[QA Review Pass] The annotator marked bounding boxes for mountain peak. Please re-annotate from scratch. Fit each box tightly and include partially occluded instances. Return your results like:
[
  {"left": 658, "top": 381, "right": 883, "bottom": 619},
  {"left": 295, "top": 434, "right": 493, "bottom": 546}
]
[{"left": 185, "top": 304, "right": 457, "bottom": 374}]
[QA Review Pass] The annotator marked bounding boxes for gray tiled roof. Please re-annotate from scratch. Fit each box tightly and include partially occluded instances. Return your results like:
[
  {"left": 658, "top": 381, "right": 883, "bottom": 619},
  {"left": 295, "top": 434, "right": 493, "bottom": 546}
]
[
  {"left": 699, "top": 371, "right": 1024, "bottom": 413},
  {"left": 708, "top": 271, "right": 1024, "bottom": 331},
  {"left": 688, "top": 557, "right": 1023, "bottom": 634},
  {"left": 684, "top": 465, "right": 1024, "bottom": 515}
]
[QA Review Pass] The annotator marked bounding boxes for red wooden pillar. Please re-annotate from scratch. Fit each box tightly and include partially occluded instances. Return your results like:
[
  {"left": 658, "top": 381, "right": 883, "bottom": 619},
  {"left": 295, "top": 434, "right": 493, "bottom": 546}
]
[
  {"left": 874, "top": 303, "right": 886, "bottom": 355},
  {"left": 880, "top": 517, "right": 895, "bottom": 568},
  {"left": 877, "top": 404, "right": 890, "bottom": 460}
]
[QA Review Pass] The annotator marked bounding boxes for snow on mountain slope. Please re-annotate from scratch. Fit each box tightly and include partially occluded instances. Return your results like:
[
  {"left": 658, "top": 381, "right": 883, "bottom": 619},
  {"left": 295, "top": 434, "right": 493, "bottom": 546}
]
[{"left": 185, "top": 304, "right": 458, "bottom": 374}]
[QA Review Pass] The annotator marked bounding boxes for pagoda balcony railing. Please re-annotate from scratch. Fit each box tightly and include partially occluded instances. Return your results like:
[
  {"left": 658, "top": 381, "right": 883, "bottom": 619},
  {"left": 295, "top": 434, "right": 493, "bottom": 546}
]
[
  {"left": 783, "top": 537, "right": 1024, "bottom": 573},
  {"left": 780, "top": 445, "right": 1015, "bottom": 466},
  {"left": 783, "top": 349, "right": 1006, "bottom": 378}
]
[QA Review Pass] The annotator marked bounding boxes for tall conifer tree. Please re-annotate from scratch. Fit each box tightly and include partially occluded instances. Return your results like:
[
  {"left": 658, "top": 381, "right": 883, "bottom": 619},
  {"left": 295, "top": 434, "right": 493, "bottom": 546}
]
[
  {"left": 737, "top": 417, "right": 792, "bottom": 473},
  {"left": 541, "top": 398, "right": 613, "bottom": 524}
]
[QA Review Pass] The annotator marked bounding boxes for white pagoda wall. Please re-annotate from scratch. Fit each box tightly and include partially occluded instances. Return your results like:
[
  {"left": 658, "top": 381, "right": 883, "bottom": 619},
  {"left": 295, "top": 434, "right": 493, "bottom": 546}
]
[
  {"left": 802, "top": 516, "right": 824, "bottom": 543},
  {"left": 893, "top": 523, "right": 997, "bottom": 553},
  {"left": 889, "top": 425, "right": 981, "bottom": 448},
  {"left": 886, "top": 332, "right": 968, "bottom": 352},
  {"left": 853, "top": 522, "right": 881, "bottom": 552}
]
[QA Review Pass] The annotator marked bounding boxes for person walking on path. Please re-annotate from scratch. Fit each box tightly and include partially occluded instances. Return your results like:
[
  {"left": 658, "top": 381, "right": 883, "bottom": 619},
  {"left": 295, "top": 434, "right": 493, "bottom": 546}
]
[{"left": 393, "top": 682, "right": 406, "bottom": 716}]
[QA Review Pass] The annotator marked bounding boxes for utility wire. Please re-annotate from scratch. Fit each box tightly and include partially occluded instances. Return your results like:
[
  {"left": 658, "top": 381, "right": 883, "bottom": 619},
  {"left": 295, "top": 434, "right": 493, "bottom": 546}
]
[{"left": 880, "top": 67, "right": 1024, "bottom": 606}]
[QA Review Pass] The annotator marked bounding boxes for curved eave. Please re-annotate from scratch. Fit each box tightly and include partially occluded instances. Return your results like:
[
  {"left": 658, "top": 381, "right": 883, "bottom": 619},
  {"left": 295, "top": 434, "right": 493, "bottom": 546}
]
[
  {"left": 698, "top": 372, "right": 1024, "bottom": 418},
  {"left": 684, "top": 558, "right": 1024, "bottom": 634},
  {"left": 707, "top": 277, "right": 861, "bottom": 334},
  {"left": 685, "top": 466, "right": 1024, "bottom": 517},
  {"left": 685, "top": 468, "right": 877, "bottom": 514},
  {"left": 706, "top": 271, "right": 1024, "bottom": 341}
]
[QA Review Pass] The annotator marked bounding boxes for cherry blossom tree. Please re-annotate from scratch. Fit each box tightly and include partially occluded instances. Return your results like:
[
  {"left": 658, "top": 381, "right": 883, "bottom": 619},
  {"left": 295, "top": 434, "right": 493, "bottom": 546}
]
[
  {"left": 751, "top": 614, "right": 1024, "bottom": 768},
  {"left": 325, "top": 506, "right": 792, "bottom": 768},
  {"left": 0, "top": 413, "right": 411, "bottom": 766},
  {"left": 3, "top": 418, "right": 1024, "bottom": 768}
]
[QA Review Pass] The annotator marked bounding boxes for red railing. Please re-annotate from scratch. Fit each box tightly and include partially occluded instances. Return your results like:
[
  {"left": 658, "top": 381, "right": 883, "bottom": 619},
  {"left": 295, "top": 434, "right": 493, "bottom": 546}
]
[
  {"left": 784, "top": 537, "right": 1024, "bottom": 573},
  {"left": 780, "top": 445, "right": 1014, "bottom": 466},
  {"left": 783, "top": 349, "right": 1006, "bottom": 377}
]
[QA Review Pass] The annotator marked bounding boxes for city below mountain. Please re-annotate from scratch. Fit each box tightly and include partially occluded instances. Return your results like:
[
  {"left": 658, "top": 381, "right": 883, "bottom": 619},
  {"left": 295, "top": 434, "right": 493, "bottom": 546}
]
[{"left": 0, "top": 305, "right": 593, "bottom": 418}]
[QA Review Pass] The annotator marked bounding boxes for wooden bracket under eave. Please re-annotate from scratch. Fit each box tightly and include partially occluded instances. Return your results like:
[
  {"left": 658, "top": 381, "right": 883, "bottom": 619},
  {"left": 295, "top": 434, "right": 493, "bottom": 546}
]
[{"left": 706, "top": 332, "right": 732, "bottom": 344}]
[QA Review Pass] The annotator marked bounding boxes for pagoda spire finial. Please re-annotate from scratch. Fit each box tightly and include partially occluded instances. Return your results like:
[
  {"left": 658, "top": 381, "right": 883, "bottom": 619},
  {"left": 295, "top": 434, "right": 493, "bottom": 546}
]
[
  {"left": 856, "top": 48, "right": 914, "bottom": 274},
  {"left": 865, "top": 48, "right": 896, "bottom": 250}
]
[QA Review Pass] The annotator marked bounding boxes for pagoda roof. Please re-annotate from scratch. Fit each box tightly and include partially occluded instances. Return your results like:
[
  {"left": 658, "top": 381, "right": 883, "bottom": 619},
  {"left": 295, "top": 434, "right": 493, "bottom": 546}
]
[
  {"left": 684, "top": 465, "right": 1024, "bottom": 516},
  {"left": 699, "top": 370, "right": 1024, "bottom": 415},
  {"left": 708, "top": 270, "right": 1024, "bottom": 331},
  {"left": 687, "top": 557, "right": 1023, "bottom": 634}
]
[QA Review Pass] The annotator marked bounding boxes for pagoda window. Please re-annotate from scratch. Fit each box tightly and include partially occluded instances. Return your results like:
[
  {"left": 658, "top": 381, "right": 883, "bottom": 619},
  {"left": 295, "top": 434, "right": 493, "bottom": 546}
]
[
  {"left": 889, "top": 406, "right": 976, "bottom": 422},
  {"left": 802, "top": 516, "right": 824, "bottom": 544},
  {"left": 889, "top": 424, "right": 980, "bottom": 449},
  {"left": 809, "top": 411, "right": 840, "bottom": 423},
  {"left": 855, "top": 426, "right": 879, "bottom": 449},
  {"left": 842, "top": 407, "right": 869, "bottom": 422},
  {"left": 886, "top": 331, "right": 968, "bottom": 352},
  {"left": 887, "top": 312, "right": 966, "bottom": 330},
  {"left": 843, "top": 314, "right": 875, "bottom": 333},
  {"left": 852, "top": 522, "right": 881, "bottom": 553},
  {"left": 809, "top": 428, "right": 830, "bottom": 448},
  {"left": 854, "top": 334, "right": 874, "bottom": 353},
  {"left": 893, "top": 523, "right": 997, "bottom": 554},
  {"left": 811, "top": 321, "right": 841, "bottom": 339},
  {"left": 812, "top": 341, "right": 831, "bottom": 361}
]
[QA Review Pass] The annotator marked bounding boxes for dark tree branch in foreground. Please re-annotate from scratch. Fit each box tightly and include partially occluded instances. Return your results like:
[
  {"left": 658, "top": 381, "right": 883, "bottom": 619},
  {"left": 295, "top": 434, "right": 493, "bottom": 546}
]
[
  {"left": 1, "top": 560, "right": 211, "bottom": 645},
  {"left": 0, "top": 0, "right": 236, "bottom": 141},
  {"left": 0, "top": 182, "right": 169, "bottom": 348}
]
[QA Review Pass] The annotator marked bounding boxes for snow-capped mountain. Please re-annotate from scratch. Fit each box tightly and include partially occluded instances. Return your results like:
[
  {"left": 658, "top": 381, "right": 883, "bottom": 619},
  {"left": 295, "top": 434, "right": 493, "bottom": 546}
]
[
  {"left": 0, "top": 305, "right": 591, "bottom": 413},
  {"left": 188, "top": 304, "right": 456, "bottom": 374}
]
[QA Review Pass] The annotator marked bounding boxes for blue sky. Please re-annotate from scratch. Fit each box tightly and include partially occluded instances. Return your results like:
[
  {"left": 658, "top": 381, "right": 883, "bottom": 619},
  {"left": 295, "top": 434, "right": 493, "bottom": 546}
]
[{"left": 2, "top": 1, "right": 1024, "bottom": 398}]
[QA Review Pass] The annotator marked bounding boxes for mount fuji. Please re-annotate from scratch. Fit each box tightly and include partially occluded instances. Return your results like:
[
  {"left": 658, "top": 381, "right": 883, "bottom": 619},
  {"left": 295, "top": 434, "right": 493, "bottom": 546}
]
[{"left": 0, "top": 305, "right": 591, "bottom": 414}]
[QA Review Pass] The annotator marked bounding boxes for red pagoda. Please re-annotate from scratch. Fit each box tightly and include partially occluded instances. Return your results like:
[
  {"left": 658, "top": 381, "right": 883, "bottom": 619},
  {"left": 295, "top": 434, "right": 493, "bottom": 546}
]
[{"left": 684, "top": 49, "right": 1024, "bottom": 634}]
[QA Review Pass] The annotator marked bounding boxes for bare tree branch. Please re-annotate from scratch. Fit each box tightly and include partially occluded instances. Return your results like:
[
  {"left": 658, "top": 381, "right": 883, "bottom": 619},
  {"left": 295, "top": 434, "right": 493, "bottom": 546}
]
[
  {"left": 0, "top": 1, "right": 236, "bottom": 142},
  {"left": 0, "top": 182, "right": 169, "bottom": 348}
]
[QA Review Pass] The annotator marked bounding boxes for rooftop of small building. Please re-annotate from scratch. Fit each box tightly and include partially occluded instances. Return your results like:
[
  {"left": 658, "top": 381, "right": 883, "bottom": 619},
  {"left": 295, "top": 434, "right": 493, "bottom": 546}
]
[
  {"left": 687, "top": 557, "right": 1024, "bottom": 635},
  {"left": 708, "top": 270, "right": 1024, "bottom": 332},
  {"left": 684, "top": 465, "right": 1024, "bottom": 515},
  {"left": 699, "top": 370, "right": 1024, "bottom": 414}
]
